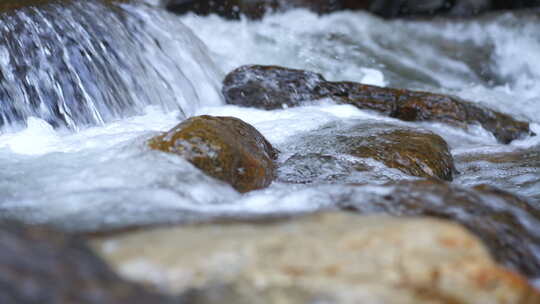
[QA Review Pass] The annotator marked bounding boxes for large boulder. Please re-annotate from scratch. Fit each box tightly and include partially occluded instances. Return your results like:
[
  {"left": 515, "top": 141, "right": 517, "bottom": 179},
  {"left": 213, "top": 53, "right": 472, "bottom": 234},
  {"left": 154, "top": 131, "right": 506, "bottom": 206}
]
[
  {"left": 279, "top": 121, "right": 456, "bottom": 181},
  {"left": 92, "top": 212, "right": 540, "bottom": 304},
  {"left": 0, "top": 221, "right": 179, "bottom": 304},
  {"left": 223, "top": 65, "right": 534, "bottom": 144},
  {"left": 336, "top": 179, "right": 540, "bottom": 277},
  {"left": 148, "top": 115, "right": 277, "bottom": 193}
]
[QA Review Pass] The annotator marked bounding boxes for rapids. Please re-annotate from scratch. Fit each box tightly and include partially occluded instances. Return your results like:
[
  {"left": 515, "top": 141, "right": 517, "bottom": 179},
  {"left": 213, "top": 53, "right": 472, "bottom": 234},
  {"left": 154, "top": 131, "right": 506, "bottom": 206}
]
[{"left": 0, "top": 0, "right": 539, "bottom": 278}]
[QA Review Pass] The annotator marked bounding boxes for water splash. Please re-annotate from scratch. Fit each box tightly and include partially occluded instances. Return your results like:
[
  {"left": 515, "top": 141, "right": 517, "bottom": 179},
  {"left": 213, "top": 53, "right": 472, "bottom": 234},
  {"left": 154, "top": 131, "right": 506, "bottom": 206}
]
[{"left": 0, "top": 0, "right": 223, "bottom": 131}]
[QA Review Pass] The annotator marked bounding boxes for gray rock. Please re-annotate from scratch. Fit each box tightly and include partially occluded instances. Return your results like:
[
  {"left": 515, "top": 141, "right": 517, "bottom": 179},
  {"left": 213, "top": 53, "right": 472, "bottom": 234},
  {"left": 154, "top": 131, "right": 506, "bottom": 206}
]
[{"left": 0, "top": 221, "right": 181, "bottom": 304}]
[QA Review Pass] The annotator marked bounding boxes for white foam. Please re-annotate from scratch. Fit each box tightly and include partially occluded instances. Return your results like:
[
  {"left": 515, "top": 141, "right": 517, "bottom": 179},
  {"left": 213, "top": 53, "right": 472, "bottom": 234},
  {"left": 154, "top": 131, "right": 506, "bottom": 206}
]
[
  {"left": 195, "top": 102, "right": 374, "bottom": 145},
  {"left": 0, "top": 118, "right": 61, "bottom": 155},
  {"left": 0, "top": 106, "right": 181, "bottom": 155}
]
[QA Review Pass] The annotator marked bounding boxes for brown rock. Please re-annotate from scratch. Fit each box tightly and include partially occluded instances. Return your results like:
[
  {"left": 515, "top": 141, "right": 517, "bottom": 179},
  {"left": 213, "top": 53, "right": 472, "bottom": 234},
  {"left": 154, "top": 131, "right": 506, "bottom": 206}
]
[
  {"left": 92, "top": 212, "right": 540, "bottom": 304},
  {"left": 0, "top": 221, "right": 179, "bottom": 304},
  {"left": 322, "top": 80, "right": 534, "bottom": 144},
  {"left": 457, "top": 146, "right": 540, "bottom": 168},
  {"left": 347, "top": 126, "right": 455, "bottom": 180},
  {"left": 223, "top": 65, "right": 533, "bottom": 144},
  {"left": 317, "top": 81, "right": 399, "bottom": 115},
  {"left": 148, "top": 115, "right": 277, "bottom": 193},
  {"left": 337, "top": 179, "right": 540, "bottom": 277},
  {"left": 281, "top": 121, "right": 455, "bottom": 181}
]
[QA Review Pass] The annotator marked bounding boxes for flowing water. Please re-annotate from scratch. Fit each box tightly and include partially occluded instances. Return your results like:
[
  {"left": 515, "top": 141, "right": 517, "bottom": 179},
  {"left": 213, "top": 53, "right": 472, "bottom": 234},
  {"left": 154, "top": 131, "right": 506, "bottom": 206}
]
[{"left": 1, "top": 0, "right": 540, "bottom": 280}]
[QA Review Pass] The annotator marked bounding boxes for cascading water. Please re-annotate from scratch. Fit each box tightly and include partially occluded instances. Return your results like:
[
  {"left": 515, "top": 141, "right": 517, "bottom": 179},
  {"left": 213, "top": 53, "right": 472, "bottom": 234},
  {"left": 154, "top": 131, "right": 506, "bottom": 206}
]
[{"left": 0, "top": 0, "right": 222, "bottom": 131}]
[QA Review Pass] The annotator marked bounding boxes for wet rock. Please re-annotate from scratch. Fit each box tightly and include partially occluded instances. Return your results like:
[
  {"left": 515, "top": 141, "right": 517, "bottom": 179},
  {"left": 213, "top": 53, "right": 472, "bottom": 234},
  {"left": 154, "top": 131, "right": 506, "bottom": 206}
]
[
  {"left": 336, "top": 179, "right": 540, "bottom": 277},
  {"left": 165, "top": 0, "right": 273, "bottom": 19},
  {"left": 385, "top": 87, "right": 532, "bottom": 144},
  {"left": 318, "top": 81, "right": 400, "bottom": 115},
  {"left": 280, "top": 121, "right": 455, "bottom": 181},
  {"left": 457, "top": 146, "right": 540, "bottom": 168},
  {"left": 347, "top": 126, "right": 455, "bottom": 180},
  {"left": 449, "top": 0, "right": 491, "bottom": 16},
  {"left": 223, "top": 65, "right": 533, "bottom": 143},
  {"left": 223, "top": 65, "right": 326, "bottom": 110},
  {"left": 164, "top": 0, "right": 371, "bottom": 19},
  {"left": 92, "top": 212, "right": 540, "bottom": 304},
  {"left": 0, "top": 221, "right": 179, "bottom": 304},
  {"left": 164, "top": 0, "right": 540, "bottom": 19},
  {"left": 323, "top": 82, "right": 519, "bottom": 140},
  {"left": 148, "top": 115, "right": 277, "bottom": 193}
]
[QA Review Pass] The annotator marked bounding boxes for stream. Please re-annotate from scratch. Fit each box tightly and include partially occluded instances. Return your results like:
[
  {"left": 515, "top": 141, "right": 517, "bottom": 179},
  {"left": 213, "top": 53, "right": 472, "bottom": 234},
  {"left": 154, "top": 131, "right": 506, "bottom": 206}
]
[{"left": 0, "top": 0, "right": 539, "bottom": 285}]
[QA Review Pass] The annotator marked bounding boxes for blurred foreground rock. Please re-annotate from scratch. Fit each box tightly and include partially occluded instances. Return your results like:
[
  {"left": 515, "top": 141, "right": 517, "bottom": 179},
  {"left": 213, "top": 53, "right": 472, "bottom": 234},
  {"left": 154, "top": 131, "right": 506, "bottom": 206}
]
[
  {"left": 0, "top": 221, "right": 179, "bottom": 304},
  {"left": 223, "top": 65, "right": 533, "bottom": 144},
  {"left": 335, "top": 179, "right": 540, "bottom": 277},
  {"left": 279, "top": 121, "right": 456, "bottom": 181},
  {"left": 93, "top": 212, "right": 540, "bottom": 304},
  {"left": 148, "top": 115, "right": 277, "bottom": 193}
]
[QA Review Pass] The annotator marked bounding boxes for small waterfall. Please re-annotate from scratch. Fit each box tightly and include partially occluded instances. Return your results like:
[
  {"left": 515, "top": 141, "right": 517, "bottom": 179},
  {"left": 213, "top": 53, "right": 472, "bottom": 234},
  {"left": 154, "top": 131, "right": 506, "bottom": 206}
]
[{"left": 0, "top": 0, "right": 223, "bottom": 131}]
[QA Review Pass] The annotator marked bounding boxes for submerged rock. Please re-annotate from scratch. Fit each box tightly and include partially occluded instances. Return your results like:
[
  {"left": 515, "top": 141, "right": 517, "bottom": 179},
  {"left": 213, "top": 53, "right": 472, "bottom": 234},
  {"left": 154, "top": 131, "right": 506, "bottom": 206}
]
[
  {"left": 0, "top": 221, "right": 179, "bottom": 304},
  {"left": 148, "top": 115, "right": 277, "bottom": 193},
  {"left": 280, "top": 121, "right": 455, "bottom": 181},
  {"left": 336, "top": 179, "right": 540, "bottom": 277},
  {"left": 93, "top": 212, "right": 540, "bottom": 304},
  {"left": 223, "top": 65, "right": 533, "bottom": 143},
  {"left": 278, "top": 153, "right": 367, "bottom": 184},
  {"left": 456, "top": 146, "right": 540, "bottom": 204}
]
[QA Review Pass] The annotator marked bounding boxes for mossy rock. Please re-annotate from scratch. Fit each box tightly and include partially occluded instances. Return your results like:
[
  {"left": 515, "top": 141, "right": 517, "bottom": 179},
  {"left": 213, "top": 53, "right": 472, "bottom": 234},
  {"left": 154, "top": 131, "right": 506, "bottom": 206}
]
[
  {"left": 346, "top": 126, "right": 455, "bottom": 181},
  {"left": 149, "top": 115, "right": 277, "bottom": 193}
]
